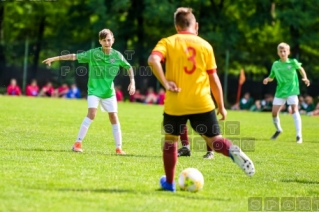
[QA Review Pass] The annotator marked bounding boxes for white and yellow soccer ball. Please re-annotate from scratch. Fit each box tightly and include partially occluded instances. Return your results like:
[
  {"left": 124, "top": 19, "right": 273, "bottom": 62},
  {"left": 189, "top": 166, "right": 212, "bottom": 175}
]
[{"left": 178, "top": 168, "right": 204, "bottom": 192}]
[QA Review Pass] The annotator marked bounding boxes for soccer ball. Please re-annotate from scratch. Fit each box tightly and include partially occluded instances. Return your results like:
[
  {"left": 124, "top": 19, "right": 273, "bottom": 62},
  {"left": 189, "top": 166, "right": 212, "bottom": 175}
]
[{"left": 178, "top": 168, "right": 204, "bottom": 192}]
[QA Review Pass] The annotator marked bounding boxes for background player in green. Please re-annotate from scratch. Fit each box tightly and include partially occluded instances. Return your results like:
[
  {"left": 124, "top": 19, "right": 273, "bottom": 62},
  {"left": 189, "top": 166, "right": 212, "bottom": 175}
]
[
  {"left": 42, "top": 29, "right": 136, "bottom": 154},
  {"left": 263, "top": 42, "right": 310, "bottom": 143}
]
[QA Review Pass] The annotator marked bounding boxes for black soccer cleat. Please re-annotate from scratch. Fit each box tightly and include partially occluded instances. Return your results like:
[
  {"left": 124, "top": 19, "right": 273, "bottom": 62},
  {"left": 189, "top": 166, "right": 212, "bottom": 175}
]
[
  {"left": 271, "top": 131, "right": 282, "bottom": 140},
  {"left": 178, "top": 146, "right": 191, "bottom": 157}
]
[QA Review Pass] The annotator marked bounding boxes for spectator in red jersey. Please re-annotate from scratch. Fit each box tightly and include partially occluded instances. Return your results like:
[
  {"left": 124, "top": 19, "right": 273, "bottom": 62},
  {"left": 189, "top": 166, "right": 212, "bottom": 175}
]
[
  {"left": 39, "top": 82, "right": 55, "bottom": 97},
  {"left": 144, "top": 87, "right": 158, "bottom": 104},
  {"left": 54, "top": 83, "right": 69, "bottom": 98},
  {"left": 115, "top": 85, "right": 124, "bottom": 102},
  {"left": 26, "top": 79, "right": 39, "bottom": 97},
  {"left": 130, "top": 89, "right": 145, "bottom": 103},
  {"left": 7, "top": 78, "right": 22, "bottom": 96},
  {"left": 157, "top": 88, "right": 165, "bottom": 105}
]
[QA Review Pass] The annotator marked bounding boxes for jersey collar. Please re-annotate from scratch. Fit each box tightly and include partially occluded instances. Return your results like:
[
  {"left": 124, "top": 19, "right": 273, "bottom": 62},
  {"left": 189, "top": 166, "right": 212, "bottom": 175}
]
[
  {"left": 99, "top": 47, "right": 113, "bottom": 55},
  {"left": 177, "top": 31, "right": 196, "bottom": 35}
]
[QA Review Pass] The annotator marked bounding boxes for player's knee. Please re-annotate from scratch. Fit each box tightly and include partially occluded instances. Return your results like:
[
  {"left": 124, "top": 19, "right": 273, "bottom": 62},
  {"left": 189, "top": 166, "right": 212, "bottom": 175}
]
[
  {"left": 272, "top": 109, "right": 279, "bottom": 117},
  {"left": 108, "top": 113, "right": 118, "bottom": 123},
  {"left": 290, "top": 106, "right": 298, "bottom": 113},
  {"left": 87, "top": 111, "right": 96, "bottom": 120}
]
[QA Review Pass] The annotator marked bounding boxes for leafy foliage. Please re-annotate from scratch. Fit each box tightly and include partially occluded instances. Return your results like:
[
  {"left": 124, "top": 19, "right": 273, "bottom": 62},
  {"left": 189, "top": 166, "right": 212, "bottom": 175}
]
[{"left": 1, "top": 0, "right": 319, "bottom": 93}]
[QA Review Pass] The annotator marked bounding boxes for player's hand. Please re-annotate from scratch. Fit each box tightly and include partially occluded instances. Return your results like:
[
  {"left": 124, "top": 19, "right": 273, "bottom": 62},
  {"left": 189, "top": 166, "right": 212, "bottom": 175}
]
[
  {"left": 302, "top": 78, "right": 310, "bottom": 87},
  {"left": 128, "top": 81, "right": 135, "bottom": 95},
  {"left": 263, "top": 78, "right": 269, "bottom": 85},
  {"left": 42, "top": 57, "right": 56, "bottom": 66},
  {"left": 217, "top": 107, "right": 227, "bottom": 120},
  {"left": 165, "top": 81, "right": 181, "bottom": 92}
]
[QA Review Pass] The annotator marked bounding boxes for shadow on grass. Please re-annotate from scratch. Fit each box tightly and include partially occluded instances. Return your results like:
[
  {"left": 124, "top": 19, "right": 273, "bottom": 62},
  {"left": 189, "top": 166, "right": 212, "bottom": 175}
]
[
  {"left": 108, "top": 154, "right": 161, "bottom": 158},
  {"left": 0, "top": 148, "right": 161, "bottom": 158},
  {"left": 302, "top": 140, "right": 319, "bottom": 143},
  {"left": 42, "top": 187, "right": 229, "bottom": 201},
  {"left": 155, "top": 189, "right": 230, "bottom": 201},
  {"left": 58, "top": 188, "right": 133, "bottom": 193},
  {"left": 281, "top": 179, "right": 319, "bottom": 184},
  {"left": 0, "top": 148, "right": 71, "bottom": 153}
]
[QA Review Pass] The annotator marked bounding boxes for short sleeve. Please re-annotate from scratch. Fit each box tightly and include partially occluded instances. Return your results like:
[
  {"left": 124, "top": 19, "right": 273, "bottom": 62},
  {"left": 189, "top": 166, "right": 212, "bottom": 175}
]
[
  {"left": 151, "top": 38, "right": 167, "bottom": 62},
  {"left": 269, "top": 63, "right": 276, "bottom": 79},
  {"left": 292, "top": 59, "right": 302, "bottom": 70},
  {"left": 76, "top": 50, "right": 91, "bottom": 63},
  {"left": 206, "top": 44, "right": 217, "bottom": 73},
  {"left": 117, "top": 52, "right": 131, "bottom": 70}
]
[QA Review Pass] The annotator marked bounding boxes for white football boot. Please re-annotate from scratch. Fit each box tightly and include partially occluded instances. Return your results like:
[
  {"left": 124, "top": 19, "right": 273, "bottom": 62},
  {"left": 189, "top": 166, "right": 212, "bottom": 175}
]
[{"left": 229, "top": 145, "right": 255, "bottom": 176}]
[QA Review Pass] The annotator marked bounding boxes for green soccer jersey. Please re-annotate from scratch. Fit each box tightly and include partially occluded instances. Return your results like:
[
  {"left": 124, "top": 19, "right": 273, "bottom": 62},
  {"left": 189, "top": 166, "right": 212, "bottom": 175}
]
[
  {"left": 269, "top": 58, "right": 302, "bottom": 98},
  {"left": 76, "top": 47, "right": 131, "bottom": 98}
]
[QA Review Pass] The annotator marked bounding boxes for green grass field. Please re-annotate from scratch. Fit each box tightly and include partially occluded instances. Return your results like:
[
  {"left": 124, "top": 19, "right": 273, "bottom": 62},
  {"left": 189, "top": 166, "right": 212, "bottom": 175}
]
[{"left": 0, "top": 96, "right": 318, "bottom": 212}]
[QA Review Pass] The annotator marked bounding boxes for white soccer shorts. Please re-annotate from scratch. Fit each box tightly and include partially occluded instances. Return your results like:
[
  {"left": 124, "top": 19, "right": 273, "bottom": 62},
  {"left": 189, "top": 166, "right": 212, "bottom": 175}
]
[
  {"left": 273, "top": 95, "right": 298, "bottom": 105},
  {"left": 87, "top": 95, "right": 118, "bottom": 113}
]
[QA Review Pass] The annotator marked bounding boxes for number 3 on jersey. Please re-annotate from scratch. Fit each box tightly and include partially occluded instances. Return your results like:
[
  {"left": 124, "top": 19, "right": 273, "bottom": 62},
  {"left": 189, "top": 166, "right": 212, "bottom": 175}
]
[{"left": 184, "top": 46, "right": 196, "bottom": 74}]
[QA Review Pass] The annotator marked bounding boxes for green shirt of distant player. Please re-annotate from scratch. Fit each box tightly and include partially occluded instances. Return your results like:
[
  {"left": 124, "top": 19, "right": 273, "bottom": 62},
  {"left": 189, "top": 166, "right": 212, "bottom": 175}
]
[
  {"left": 76, "top": 47, "right": 131, "bottom": 98},
  {"left": 269, "top": 58, "right": 302, "bottom": 98}
]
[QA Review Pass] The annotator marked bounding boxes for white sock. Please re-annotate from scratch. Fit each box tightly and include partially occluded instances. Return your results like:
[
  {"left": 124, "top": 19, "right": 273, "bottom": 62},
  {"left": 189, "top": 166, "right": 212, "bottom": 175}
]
[
  {"left": 185, "top": 144, "right": 190, "bottom": 149},
  {"left": 292, "top": 112, "right": 302, "bottom": 137},
  {"left": 112, "top": 123, "right": 122, "bottom": 148},
  {"left": 76, "top": 117, "right": 93, "bottom": 142},
  {"left": 273, "top": 117, "right": 283, "bottom": 132}
]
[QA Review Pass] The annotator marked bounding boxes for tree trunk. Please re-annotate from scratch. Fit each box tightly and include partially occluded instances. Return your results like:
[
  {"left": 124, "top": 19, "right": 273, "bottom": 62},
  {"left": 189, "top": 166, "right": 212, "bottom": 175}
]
[
  {"left": 0, "top": 5, "right": 6, "bottom": 84},
  {"left": 124, "top": 0, "right": 146, "bottom": 89},
  {"left": 135, "top": 0, "right": 144, "bottom": 67},
  {"left": 31, "top": 16, "right": 46, "bottom": 80},
  {"left": 290, "top": 25, "right": 300, "bottom": 59}
]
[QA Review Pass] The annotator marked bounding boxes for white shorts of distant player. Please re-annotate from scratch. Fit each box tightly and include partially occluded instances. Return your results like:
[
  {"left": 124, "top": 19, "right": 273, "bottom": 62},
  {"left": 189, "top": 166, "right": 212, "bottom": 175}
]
[
  {"left": 273, "top": 95, "right": 298, "bottom": 105},
  {"left": 273, "top": 95, "right": 298, "bottom": 114},
  {"left": 87, "top": 95, "right": 118, "bottom": 113}
]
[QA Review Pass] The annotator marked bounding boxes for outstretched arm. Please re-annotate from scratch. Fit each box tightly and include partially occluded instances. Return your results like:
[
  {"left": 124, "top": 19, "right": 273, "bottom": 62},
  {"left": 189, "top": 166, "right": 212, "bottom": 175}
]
[
  {"left": 42, "top": 54, "right": 77, "bottom": 66},
  {"left": 209, "top": 73, "right": 227, "bottom": 120},
  {"left": 298, "top": 67, "right": 310, "bottom": 86}
]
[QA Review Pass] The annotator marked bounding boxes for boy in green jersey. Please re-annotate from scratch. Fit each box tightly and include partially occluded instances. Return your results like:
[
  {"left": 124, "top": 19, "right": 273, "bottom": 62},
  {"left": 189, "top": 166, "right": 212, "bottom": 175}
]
[
  {"left": 263, "top": 42, "right": 310, "bottom": 143},
  {"left": 42, "top": 29, "right": 136, "bottom": 153}
]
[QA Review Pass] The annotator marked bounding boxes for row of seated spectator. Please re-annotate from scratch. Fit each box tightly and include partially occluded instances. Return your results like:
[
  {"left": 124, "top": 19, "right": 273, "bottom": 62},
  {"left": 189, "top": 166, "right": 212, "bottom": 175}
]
[
  {"left": 299, "top": 95, "right": 319, "bottom": 116},
  {"left": 231, "top": 92, "right": 319, "bottom": 116},
  {"left": 231, "top": 92, "right": 273, "bottom": 112},
  {"left": 6, "top": 78, "right": 81, "bottom": 99},
  {"left": 115, "top": 86, "right": 166, "bottom": 105},
  {"left": 8, "top": 79, "right": 319, "bottom": 115}
]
